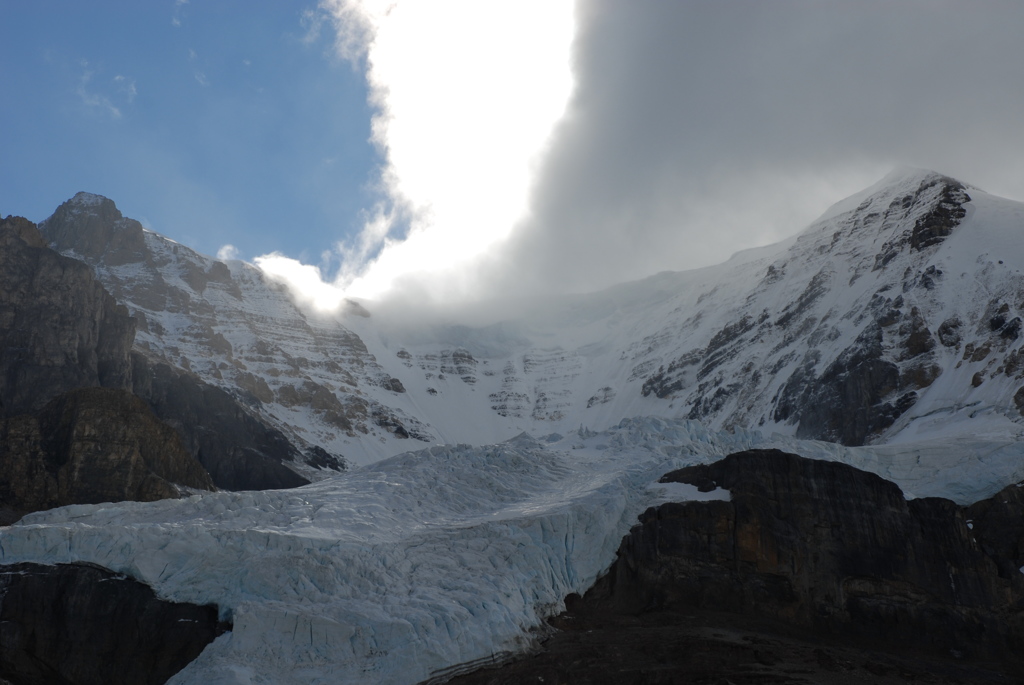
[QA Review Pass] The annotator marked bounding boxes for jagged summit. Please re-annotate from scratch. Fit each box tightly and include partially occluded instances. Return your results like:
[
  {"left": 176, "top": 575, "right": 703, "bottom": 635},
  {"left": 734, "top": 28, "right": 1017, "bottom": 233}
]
[
  {"left": 68, "top": 190, "right": 109, "bottom": 207},
  {"left": 41, "top": 192, "right": 147, "bottom": 265}
]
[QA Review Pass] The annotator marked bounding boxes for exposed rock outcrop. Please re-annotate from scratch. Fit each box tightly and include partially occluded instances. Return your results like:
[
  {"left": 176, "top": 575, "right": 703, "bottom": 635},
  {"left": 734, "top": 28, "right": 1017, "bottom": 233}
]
[
  {"left": 1, "top": 213, "right": 313, "bottom": 517},
  {"left": 40, "top": 192, "right": 148, "bottom": 266},
  {"left": 451, "top": 449, "right": 1024, "bottom": 684},
  {"left": 0, "top": 387, "right": 213, "bottom": 517},
  {"left": 0, "top": 215, "right": 134, "bottom": 417},
  {"left": 600, "top": 450, "right": 1024, "bottom": 661},
  {"left": 37, "top": 193, "right": 388, "bottom": 466},
  {"left": 131, "top": 353, "right": 312, "bottom": 491},
  {"left": 0, "top": 562, "right": 228, "bottom": 685}
]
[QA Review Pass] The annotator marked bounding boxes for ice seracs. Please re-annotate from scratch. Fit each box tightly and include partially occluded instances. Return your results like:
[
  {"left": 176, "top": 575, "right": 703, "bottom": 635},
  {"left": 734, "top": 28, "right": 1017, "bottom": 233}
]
[{"left": 5, "top": 417, "right": 1024, "bottom": 683}]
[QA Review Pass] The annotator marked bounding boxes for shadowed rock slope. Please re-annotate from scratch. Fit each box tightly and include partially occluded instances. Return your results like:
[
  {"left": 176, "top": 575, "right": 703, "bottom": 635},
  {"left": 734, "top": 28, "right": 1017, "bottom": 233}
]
[
  {"left": 1, "top": 214, "right": 310, "bottom": 520},
  {"left": 0, "top": 216, "right": 214, "bottom": 520},
  {"left": 0, "top": 215, "right": 134, "bottom": 415},
  {"left": 0, "top": 562, "right": 228, "bottom": 685},
  {"left": 0, "top": 387, "right": 213, "bottom": 514},
  {"left": 450, "top": 450, "right": 1024, "bottom": 683}
]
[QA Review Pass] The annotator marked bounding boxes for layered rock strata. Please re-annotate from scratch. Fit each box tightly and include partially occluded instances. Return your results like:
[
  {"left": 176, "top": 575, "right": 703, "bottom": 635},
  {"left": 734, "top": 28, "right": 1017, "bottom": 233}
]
[
  {"left": 1, "top": 214, "right": 308, "bottom": 519},
  {"left": 614, "top": 449, "right": 1024, "bottom": 659},
  {"left": 0, "top": 387, "right": 213, "bottom": 516},
  {"left": 451, "top": 449, "right": 1024, "bottom": 682},
  {"left": 0, "top": 215, "right": 134, "bottom": 416}
]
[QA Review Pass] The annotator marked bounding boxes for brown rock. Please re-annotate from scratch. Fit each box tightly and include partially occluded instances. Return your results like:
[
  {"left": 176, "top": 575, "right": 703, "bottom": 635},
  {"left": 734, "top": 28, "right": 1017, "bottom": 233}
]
[
  {"left": 0, "top": 216, "right": 135, "bottom": 417},
  {"left": 0, "top": 387, "right": 213, "bottom": 515}
]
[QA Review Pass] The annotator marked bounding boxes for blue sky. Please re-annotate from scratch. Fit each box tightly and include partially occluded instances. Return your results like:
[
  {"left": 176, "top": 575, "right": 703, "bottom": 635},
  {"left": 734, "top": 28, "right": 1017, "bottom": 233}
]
[{"left": 1, "top": 0, "right": 378, "bottom": 262}]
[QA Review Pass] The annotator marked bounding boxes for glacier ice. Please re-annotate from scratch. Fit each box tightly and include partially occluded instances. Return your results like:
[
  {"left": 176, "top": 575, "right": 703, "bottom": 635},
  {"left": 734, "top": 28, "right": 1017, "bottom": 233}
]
[{"left": 2, "top": 417, "right": 1024, "bottom": 683}]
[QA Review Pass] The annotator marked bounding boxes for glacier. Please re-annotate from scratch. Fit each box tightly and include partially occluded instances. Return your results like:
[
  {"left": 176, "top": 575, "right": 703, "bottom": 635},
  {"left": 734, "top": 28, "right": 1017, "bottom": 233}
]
[{"left": 3, "top": 417, "right": 1023, "bottom": 684}]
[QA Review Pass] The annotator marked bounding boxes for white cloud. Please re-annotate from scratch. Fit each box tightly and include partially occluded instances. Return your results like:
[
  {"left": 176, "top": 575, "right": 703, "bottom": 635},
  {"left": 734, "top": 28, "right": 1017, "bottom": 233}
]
[
  {"left": 259, "top": 0, "right": 577, "bottom": 307},
  {"left": 256, "top": 253, "right": 348, "bottom": 312},
  {"left": 113, "top": 74, "right": 137, "bottom": 103},
  {"left": 260, "top": 1, "right": 1024, "bottom": 314},
  {"left": 216, "top": 244, "right": 239, "bottom": 261},
  {"left": 172, "top": 0, "right": 188, "bottom": 27},
  {"left": 187, "top": 48, "right": 209, "bottom": 87}
]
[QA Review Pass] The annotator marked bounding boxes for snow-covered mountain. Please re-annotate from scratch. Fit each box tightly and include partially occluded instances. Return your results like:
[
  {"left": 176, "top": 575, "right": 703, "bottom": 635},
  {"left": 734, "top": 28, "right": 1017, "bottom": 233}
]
[
  {"left": 6, "top": 169, "right": 1024, "bottom": 684},
  {"left": 40, "top": 169, "right": 1024, "bottom": 471}
]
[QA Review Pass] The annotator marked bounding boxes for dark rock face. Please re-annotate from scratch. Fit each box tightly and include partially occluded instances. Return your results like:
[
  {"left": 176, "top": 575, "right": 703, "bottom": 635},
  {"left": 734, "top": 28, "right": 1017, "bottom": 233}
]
[
  {"left": 0, "top": 216, "right": 134, "bottom": 417},
  {"left": 0, "top": 387, "right": 214, "bottom": 515},
  {"left": 1, "top": 212, "right": 310, "bottom": 497},
  {"left": 599, "top": 450, "right": 1024, "bottom": 661},
  {"left": 966, "top": 480, "right": 1024, "bottom": 582},
  {"left": 778, "top": 326, "right": 913, "bottom": 445},
  {"left": 131, "top": 353, "right": 310, "bottom": 491},
  {"left": 450, "top": 449, "right": 1024, "bottom": 684},
  {"left": 0, "top": 562, "right": 228, "bottom": 685},
  {"left": 1, "top": 215, "right": 219, "bottom": 518},
  {"left": 40, "top": 192, "right": 148, "bottom": 266}
]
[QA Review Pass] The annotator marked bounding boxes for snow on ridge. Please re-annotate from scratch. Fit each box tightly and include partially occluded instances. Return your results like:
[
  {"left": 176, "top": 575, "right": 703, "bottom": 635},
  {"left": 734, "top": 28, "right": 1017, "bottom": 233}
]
[
  {"left": 4, "top": 417, "right": 1024, "bottom": 684},
  {"left": 42, "top": 170, "right": 1024, "bottom": 472},
  {"left": 69, "top": 191, "right": 106, "bottom": 206}
]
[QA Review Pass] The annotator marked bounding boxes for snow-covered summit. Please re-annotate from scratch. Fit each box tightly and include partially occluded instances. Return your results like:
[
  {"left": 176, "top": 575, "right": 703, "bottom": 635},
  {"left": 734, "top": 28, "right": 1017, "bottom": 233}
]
[
  {"left": 36, "top": 170, "right": 1024, "bottom": 466},
  {"left": 356, "top": 168, "right": 1024, "bottom": 449},
  {"left": 68, "top": 191, "right": 107, "bottom": 207}
]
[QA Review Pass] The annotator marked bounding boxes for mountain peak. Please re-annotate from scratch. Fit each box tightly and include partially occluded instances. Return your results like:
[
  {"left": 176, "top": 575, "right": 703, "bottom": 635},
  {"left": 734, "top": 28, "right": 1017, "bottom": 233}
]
[
  {"left": 69, "top": 191, "right": 111, "bottom": 208},
  {"left": 40, "top": 193, "right": 145, "bottom": 265},
  {"left": 815, "top": 168, "right": 966, "bottom": 226}
]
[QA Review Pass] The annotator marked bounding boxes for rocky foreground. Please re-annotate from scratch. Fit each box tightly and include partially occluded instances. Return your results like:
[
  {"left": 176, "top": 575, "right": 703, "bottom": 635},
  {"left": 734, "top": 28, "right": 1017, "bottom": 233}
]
[{"left": 449, "top": 449, "right": 1024, "bottom": 684}]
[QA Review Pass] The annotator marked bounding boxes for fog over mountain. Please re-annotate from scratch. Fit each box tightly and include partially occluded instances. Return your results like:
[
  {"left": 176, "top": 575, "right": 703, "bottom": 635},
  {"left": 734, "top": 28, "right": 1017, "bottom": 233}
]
[
  {"left": 6, "top": 3, "right": 1024, "bottom": 684},
  {"left": 256, "top": 1, "right": 1024, "bottom": 311}
]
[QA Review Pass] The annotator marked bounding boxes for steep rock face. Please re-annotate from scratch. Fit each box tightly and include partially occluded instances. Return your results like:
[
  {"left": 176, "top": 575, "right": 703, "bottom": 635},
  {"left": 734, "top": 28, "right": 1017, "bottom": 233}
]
[
  {"left": 41, "top": 192, "right": 148, "bottom": 266},
  {"left": 596, "top": 450, "right": 1024, "bottom": 662},
  {"left": 0, "top": 215, "right": 134, "bottom": 416},
  {"left": 1, "top": 213, "right": 296, "bottom": 514},
  {"left": 966, "top": 480, "right": 1024, "bottom": 581},
  {"left": 131, "top": 353, "right": 311, "bottom": 490},
  {"left": 39, "top": 193, "right": 416, "bottom": 468},
  {"left": 638, "top": 173, "right": 981, "bottom": 445},
  {"left": 0, "top": 562, "right": 227, "bottom": 685},
  {"left": 0, "top": 387, "right": 213, "bottom": 516}
]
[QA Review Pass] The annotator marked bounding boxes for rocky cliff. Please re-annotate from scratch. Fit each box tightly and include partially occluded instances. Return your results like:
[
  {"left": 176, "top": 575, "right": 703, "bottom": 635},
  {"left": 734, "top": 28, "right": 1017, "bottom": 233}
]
[
  {"left": 39, "top": 192, "right": 417, "bottom": 469},
  {"left": 451, "top": 449, "right": 1024, "bottom": 683},
  {"left": 0, "top": 213, "right": 311, "bottom": 520},
  {"left": 0, "top": 387, "right": 213, "bottom": 516},
  {"left": 0, "top": 216, "right": 219, "bottom": 519},
  {"left": 0, "top": 562, "right": 227, "bottom": 685},
  {"left": 622, "top": 450, "right": 1024, "bottom": 658},
  {"left": 0, "top": 215, "right": 134, "bottom": 416},
  {"left": 131, "top": 352, "right": 312, "bottom": 490}
]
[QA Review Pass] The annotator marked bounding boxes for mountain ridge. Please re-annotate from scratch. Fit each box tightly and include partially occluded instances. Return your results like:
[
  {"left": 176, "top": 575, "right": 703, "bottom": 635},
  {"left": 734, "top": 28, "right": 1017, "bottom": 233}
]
[{"left": 35, "top": 169, "right": 1024, "bottom": 469}]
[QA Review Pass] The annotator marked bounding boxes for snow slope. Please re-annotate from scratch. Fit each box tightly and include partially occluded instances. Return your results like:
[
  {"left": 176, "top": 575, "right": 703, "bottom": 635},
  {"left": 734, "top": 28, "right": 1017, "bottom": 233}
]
[
  {"left": 3, "top": 418, "right": 1024, "bottom": 684},
  {"left": 355, "top": 169, "right": 1024, "bottom": 450},
  {"left": 39, "top": 170, "right": 1024, "bottom": 471}
]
